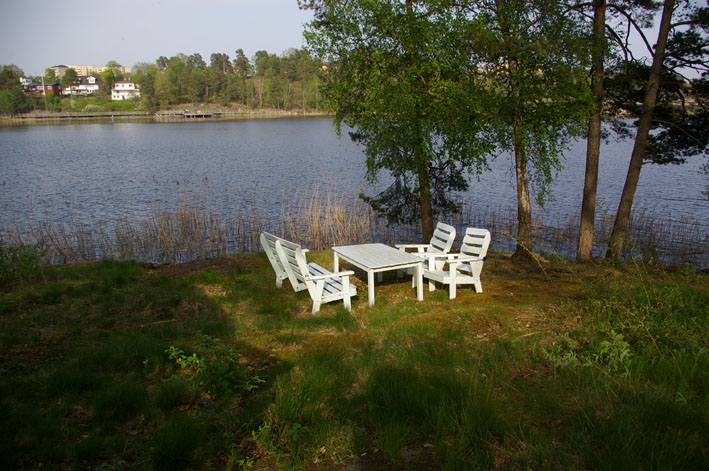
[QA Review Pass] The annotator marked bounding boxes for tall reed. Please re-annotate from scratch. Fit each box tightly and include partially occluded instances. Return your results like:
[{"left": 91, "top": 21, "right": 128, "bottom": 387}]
[{"left": 1, "top": 186, "right": 706, "bottom": 268}]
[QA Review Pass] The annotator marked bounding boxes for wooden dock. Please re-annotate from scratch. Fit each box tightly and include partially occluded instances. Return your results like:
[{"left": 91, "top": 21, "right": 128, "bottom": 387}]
[{"left": 155, "top": 111, "right": 213, "bottom": 119}]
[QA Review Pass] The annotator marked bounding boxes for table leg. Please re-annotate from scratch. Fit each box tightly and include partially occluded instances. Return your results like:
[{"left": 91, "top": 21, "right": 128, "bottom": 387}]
[
  {"left": 377, "top": 272, "right": 383, "bottom": 282},
  {"left": 368, "top": 270, "right": 375, "bottom": 307},
  {"left": 333, "top": 252, "right": 339, "bottom": 272},
  {"left": 415, "top": 263, "right": 423, "bottom": 301}
]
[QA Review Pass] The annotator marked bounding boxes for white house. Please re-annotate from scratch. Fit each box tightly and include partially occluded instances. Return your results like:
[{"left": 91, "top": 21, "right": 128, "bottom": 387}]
[
  {"left": 111, "top": 81, "right": 140, "bottom": 101},
  {"left": 62, "top": 76, "right": 101, "bottom": 96}
]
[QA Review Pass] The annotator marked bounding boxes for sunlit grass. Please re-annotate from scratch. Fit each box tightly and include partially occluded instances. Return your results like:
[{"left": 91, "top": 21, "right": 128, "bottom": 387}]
[{"left": 0, "top": 251, "right": 707, "bottom": 469}]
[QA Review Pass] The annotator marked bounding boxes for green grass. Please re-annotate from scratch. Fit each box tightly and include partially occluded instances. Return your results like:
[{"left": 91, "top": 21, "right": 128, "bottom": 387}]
[{"left": 0, "top": 252, "right": 707, "bottom": 470}]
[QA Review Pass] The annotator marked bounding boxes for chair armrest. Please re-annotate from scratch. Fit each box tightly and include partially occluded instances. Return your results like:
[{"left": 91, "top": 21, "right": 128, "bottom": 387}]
[
  {"left": 421, "top": 252, "right": 456, "bottom": 259},
  {"left": 395, "top": 244, "right": 430, "bottom": 251},
  {"left": 307, "top": 270, "right": 355, "bottom": 281},
  {"left": 448, "top": 255, "right": 482, "bottom": 263}
]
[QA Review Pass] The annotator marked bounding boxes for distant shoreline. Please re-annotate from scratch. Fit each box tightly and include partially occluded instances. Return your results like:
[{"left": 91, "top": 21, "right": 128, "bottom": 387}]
[{"left": 0, "top": 109, "right": 332, "bottom": 126}]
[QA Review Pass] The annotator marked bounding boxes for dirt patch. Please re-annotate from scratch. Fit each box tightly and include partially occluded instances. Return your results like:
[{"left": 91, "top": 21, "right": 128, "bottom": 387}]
[
  {"left": 196, "top": 283, "right": 228, "bottom": 298},
  {"left": 143, "top": 256, "right": 261, "bottom": 279}
]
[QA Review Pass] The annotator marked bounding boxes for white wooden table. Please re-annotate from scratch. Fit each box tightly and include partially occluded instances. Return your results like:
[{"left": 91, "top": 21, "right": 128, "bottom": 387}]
[{"left": 332, "top": 243, "right": 424, "bottom": 307}]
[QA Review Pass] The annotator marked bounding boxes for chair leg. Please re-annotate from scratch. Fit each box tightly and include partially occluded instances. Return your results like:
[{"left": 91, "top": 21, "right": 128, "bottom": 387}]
[
  {"left": 312, "top": 280, "right": 325, "bottom": 314},
  {"left": 474, "top": 279, "right": 483, "bottom": 293},
  {"left": 343, "top": 277, "right": 351, "bottom": 311},
  {"left": 449, "top": 268, "right": 457, "bottom": 299}
]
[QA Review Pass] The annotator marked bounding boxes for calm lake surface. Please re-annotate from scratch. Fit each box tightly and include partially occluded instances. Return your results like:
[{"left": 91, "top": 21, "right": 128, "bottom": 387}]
[{"left": 1, "top": 116, "right": 708, "bottom": 242}]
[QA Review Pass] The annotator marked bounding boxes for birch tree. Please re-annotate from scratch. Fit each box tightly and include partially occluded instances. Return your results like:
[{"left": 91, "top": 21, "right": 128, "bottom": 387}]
[{"left": 300, "top": 0, "right": 495, "bottom": 241}]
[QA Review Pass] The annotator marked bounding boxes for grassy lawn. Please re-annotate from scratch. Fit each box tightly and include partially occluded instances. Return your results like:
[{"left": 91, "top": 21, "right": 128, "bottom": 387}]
[{"left": 1, "top": 251, "right": 707, "bottom": 470}]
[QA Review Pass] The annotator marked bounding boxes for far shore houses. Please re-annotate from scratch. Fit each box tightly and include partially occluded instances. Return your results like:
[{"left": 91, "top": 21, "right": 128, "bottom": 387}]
[
  {"left": 63, "top": 75, "right": 101, "bottom": 96},
  {"left": 111, "top": 80, "right": 140, "bottom": 101},
  {"left": 22, "top": 64, "right": 140, "bottom": 100}
]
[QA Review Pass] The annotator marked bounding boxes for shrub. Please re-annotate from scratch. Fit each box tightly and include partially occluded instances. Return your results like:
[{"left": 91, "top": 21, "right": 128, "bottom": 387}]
[
  {"left": 166, "top": 335, "right": 261, "bottom": 404},
  {"left": 0, "top": 242, "right": 44, "bottom": 289},
  {"left": 83, "top": 104, "right": 106, "bottom": 112}
]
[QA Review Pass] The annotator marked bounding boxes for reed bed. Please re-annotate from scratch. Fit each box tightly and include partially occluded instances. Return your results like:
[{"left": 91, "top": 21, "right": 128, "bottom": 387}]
[
  {"left": 280, "top": 185, "right": 375, "bottom": 249},
  {"left": 1, "top": 186, "right": 707, "bottom": 268}
]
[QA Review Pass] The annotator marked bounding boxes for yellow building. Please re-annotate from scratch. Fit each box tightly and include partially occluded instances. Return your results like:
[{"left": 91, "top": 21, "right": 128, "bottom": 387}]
[{"left": 50, "top": 64, "right": 131, "bottom": 77}]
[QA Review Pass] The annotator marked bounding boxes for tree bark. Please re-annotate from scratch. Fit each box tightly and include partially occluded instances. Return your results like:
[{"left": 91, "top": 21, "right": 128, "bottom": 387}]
[
  {"left": 608, "top": 0, "right": 675, "bottom": 262},
  {"left": 416, "top": 143, "right": 434, "bottom": 242},
  {"left": 513, "top": 122, "right": 533, "bottom": 257},
  {"left": 577, "top": 0, "right": 607, "bottom": 262}
]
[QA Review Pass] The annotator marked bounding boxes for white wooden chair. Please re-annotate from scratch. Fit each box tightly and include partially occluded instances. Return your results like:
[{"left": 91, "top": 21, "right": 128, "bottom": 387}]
[
  {"left": 395, "top": 222, "right": 456, "bottom": 282},
  {"left": 275, "top": 239, "right": 357, "bottom": 313},
  {"left": 260, "top": 232, "right": 309, "bottom": 291},
  {"left": 422, "top": 228, "right": 491, "bottom": 299}
]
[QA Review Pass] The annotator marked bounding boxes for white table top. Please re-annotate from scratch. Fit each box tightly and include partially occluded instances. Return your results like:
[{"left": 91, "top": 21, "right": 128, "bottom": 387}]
[{"left": 333, "top": 243, "right": 422, "bottom": 270}]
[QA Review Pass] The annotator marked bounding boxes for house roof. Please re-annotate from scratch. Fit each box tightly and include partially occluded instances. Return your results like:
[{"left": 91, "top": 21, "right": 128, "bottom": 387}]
[{"left": 80, "top": 76, "right": 101, "bottom": 85}]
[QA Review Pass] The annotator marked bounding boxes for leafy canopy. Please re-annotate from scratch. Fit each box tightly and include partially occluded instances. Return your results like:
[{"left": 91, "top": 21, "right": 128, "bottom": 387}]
[{"left": 301, "top": 0, "right": 497, "bottom": 225}]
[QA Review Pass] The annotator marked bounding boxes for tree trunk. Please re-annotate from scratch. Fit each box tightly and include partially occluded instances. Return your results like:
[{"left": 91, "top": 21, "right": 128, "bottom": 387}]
[
  {"left": 608, "top": 0, "right": 675, "bottom": 262},
  {"left": 513, "top": 123, "right": 533, "bottom": 257},
  {"left": 577, "top": 0, "right": 607, "bottom": 262},
  {"left": 416, "top": 145, "right": 434, "bottom": 242}
]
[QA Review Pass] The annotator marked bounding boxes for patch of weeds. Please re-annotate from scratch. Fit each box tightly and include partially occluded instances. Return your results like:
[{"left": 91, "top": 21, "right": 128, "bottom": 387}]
[
  {"left": 377, "top": 420, "right": 408, "bottom": 465},
  {"left": 0, "top": 242, "right": 44, "bottom": 289},
  {"left": 542, "top": 329, "right": 633, "bottom": 377},
  {"left": 166, "top": 335, "right": 262, "bottom": 404},
  {"left": 595, "top": 329, "right": 633, "bottom": 376},
  {"left": 71, "top": 433, "right": 109, "bottom": 464},
  {"left": 1, "top": 402, "right": 68, "bottom": 467},
  {"left": 253, "top": 349, "right": 359, "bottom": 466},
  {"left": 38, "top": 283, "right": 66, "bottom": 305},
  {"left": 46, "top": 364, "right": 104, "bottom": 396},
  {"left": 150, "top": 413, "right": 204, "bottom": 471},
  {"left": 92, "top": 380, "right": 148, "bottom": 426},
  {"left": 253, "top": 422, "right": 311, "bottom": 468},
  {"left": 579, "top": 390, "right": 709, "bottom": 470},
  {"left": 92, "top": 334, "right": 166, "bottom": 373},
  {"left": 541, "top": 333, "right": 592, "bottom": 370},
  {"left": 154, "top": 377, "right": 193, "bottom": 413}
]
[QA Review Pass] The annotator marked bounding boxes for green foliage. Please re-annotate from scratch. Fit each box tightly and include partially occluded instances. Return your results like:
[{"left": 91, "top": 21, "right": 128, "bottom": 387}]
[
  {"left": 302, "top": 0, "right": 498, "bottom": 232},
  {"left": 142, "top": 48, "right": 323, "bottom": 109},
  {"left": 1, "top": 254, "right": 706, "bottom": 469},
  {"left": 0, "top": 242, "right": 44, "bottom": 288},
  {"left": 91, "top": 381, "right": 149, "bottom": 425},
  {"left": 155, "top": 377, "right": 193, "bottom": 413},
  {"left": 166, "top": 335, "right": 261, "bottom": 403},
  {"left": 0, "top": 64, "right": 29, "bottom": 114},
  {"left": 83, "top": 104, "right": 106, "bottom": 112},
  {"left": 150, "top": 414, "right": 204, "bottom": 471},
  {"left": 60, "top": 67, "right": 79, "bottom": 89},
  {"left": 471, "top": 0, "right": 594, "bottom": 205},
  {"left": 606, "top": 61, "right": 708, "bottom": 165}
]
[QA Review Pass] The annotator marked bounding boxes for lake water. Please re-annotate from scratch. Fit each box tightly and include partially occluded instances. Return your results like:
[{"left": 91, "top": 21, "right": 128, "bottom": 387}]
[{"left": 1, "top": 117, "right": 707, "bottom": 261}]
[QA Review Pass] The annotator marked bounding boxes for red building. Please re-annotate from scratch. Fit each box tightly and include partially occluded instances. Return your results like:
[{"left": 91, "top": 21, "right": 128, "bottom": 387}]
[{"left": 24, "top": 82, "right": 61, "bottom": 97}]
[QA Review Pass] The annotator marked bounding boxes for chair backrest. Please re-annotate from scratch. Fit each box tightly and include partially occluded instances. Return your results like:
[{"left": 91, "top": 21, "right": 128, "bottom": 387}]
[
  {"left": 460, "top": 228, "right": 491, "bottom": 259},
  {"left": 261, "top": 232, "right": 286, "bottom": 277},
  {"left": 274, "top": 238, "right": 310, "bottom": 293},
  {"left": 429, "top": 222, "right": 456, "bottom": 254}
]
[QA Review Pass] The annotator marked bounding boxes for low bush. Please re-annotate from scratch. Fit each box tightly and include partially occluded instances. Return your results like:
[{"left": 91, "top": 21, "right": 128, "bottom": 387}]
[{"left": 0, "top": 242, "right": 43, "bottom": 289}]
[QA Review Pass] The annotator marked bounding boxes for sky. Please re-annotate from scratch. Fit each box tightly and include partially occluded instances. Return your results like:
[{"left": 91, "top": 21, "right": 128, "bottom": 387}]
[{"left": 0, "top": 0, "right": 315, "bottom": 77}]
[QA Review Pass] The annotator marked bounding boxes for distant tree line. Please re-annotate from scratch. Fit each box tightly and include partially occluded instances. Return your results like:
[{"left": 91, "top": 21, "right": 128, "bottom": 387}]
[
  {"left": 0, "top": 65, "right": 30, "bottom": 114},
  {"left": 131, "top": 48, "right": 325, "bottom": 111},
  {"left": 0, "top": 49, "right": 325, "bottom": 115}
]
